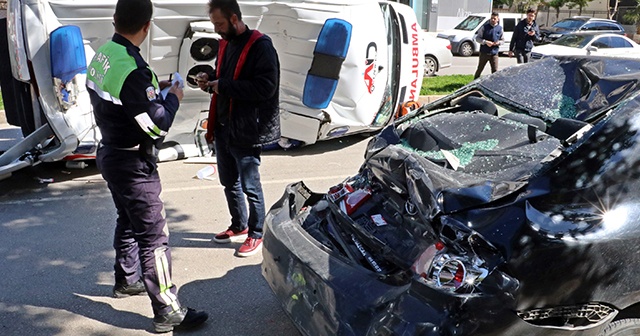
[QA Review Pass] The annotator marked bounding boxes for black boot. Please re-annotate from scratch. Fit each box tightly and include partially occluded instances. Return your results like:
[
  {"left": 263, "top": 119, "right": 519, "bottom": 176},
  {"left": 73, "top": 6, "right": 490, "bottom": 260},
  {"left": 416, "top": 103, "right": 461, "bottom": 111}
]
[
  {"left": 153, "top": 307, "right": 208, "bottom": 333},
  {"left": 112, "top": 280, "right": 146, "bottom": 298}
]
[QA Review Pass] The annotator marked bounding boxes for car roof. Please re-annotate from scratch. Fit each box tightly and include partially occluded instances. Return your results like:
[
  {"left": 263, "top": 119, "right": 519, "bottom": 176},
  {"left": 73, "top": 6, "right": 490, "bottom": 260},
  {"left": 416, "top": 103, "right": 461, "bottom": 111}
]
[
  {"left": 564, "top": 31, "right": 628, "bottom": 37},
  {"left": 559, "top": 16, "right": 619, "bottom": 23}
]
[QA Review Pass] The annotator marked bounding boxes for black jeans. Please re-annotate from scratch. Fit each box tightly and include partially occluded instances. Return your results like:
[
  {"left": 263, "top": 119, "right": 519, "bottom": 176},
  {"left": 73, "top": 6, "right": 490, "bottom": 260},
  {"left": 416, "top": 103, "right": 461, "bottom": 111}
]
[
  {"left": 515, "top": 49, "right": 531, "bottom": 64},
  {"left": 474, "top": 53, "right": 499, "bottom": 79}
]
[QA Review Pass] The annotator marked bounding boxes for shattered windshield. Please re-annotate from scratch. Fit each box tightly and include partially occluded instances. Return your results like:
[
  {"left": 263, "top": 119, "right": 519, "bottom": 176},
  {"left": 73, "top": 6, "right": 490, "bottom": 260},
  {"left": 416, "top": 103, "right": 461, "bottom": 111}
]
[
  {"left": 372, "top": 2, "right": 401, "bottom": 127},
  {"left": 477, "top": 56, "right": 640, "bottom": 122},
  {"left": 479, "top": 57, "right": 580, "bottom": 120},
  {"left": 454, "top": 16, "right": 486, "bottom": 31}
]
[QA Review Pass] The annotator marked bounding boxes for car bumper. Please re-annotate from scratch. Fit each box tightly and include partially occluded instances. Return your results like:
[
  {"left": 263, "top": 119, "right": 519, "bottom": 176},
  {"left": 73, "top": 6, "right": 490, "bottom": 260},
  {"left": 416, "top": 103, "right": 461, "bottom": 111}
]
[
  {"left": 261, "top": 182, "right": 445, "bottom": 335},
  {"left": 261, "top": 182, "right": 614, "bottom": 336},
  {"left": 450, "top": 40, "right": 463, "bottom": 55}
]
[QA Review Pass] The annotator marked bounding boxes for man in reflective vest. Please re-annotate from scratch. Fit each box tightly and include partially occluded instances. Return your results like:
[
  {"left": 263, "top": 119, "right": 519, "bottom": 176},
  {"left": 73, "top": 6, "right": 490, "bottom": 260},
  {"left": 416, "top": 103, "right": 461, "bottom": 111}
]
[
  {"left": 86, "top": 0, "right": 208, "bottom": 332},
  {"left": 196, "top": 0, "right": 280, "bottom": 257}
]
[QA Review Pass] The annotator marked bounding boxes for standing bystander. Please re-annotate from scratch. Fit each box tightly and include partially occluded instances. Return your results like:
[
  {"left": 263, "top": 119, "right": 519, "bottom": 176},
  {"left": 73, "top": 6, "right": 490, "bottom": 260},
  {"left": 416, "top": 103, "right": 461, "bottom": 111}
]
[
  {"left": 508, "top": 8, "right": 541, "bottom": 64},
  {"left": 474, "top": 12, "right": 504, "bottom": 79},
  {"left": 195, "top": 0, "right": 280, "bottom": 257},
  {"left": 85, "top": 0, "right": 208, "bottom": 332}
]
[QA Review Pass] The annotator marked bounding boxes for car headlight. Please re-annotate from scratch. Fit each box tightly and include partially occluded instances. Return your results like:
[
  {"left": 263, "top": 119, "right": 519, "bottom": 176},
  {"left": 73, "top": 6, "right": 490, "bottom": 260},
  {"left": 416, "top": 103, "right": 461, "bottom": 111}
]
[{"left": 412, "top": 241, "right": 489, "bottom": 293}]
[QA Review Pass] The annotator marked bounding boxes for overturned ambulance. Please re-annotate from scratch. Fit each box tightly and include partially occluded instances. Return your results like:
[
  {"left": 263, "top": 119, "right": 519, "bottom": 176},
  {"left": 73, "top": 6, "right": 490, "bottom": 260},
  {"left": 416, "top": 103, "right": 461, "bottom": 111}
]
[{"left": 0, "top": 0, "right": 424, "bottom": 180}]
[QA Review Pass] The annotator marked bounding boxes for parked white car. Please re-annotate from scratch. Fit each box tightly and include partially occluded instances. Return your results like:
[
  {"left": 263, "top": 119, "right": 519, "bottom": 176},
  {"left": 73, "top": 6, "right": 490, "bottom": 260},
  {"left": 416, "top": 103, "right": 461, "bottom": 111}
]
[
  {"left": 423, "top": 35, "right": 452, "bottom": 76},
  {"left": 531, "top": 32, "right": 640, "bottom": 60}
]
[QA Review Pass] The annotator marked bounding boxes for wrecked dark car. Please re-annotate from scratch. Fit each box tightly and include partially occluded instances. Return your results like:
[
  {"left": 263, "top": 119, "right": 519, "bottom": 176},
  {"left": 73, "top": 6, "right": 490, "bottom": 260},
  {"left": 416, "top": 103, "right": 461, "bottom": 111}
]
[{"left": 261, "top": 55, "right": 640, "bottom": 336}]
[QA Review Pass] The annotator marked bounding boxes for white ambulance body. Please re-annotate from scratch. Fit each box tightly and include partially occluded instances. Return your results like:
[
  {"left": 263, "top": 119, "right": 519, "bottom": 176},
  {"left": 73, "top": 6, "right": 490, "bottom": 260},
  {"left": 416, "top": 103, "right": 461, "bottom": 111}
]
[{"left": 0, "top": 0, "right": 424, "bottom": 179}]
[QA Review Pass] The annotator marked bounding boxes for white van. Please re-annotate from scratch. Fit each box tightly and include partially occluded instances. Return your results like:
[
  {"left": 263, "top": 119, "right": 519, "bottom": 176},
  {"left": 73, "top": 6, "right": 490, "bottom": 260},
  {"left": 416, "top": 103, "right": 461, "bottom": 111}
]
[{"left": 437, "top": 13, "right": 525, "bottom": 56}]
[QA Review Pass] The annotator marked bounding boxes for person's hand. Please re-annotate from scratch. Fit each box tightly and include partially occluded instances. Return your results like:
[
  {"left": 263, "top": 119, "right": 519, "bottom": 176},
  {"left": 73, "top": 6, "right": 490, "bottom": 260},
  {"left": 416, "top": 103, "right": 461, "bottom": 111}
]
[
  {"left": 210, "top": 80, "right": 219, "bottom": 94},
  {"left": 168, "top": 81, "right": 184, "bottom": 102},
  {"left": 486, "top": 41, "right": 494, "bottom": 47},
  {"left": 527, "top": 30, "right": 535, "bottom": 36},
  {"left": 508, "top": 51, "right": 513, "bottom": 57},
  {"left": 159, "top": 80, "right": 171, "bottom": 90},
  {"left": 195, "top": 72, "right": 209, "bottom": 91}
]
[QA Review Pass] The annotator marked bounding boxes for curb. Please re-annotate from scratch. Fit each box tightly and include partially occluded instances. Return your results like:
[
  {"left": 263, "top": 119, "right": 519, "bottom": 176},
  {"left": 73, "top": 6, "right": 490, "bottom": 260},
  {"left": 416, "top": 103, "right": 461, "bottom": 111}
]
[{"left": 418, "top": 95, "right": 446, "bottom": 105}]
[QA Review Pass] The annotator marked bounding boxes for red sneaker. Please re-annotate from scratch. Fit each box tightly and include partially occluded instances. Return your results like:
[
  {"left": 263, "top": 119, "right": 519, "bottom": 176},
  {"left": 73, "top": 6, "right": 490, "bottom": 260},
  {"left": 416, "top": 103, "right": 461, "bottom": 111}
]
[
  {"left": 213, "top": 227, "right": 249, "bottom": 244},
  {"left": 236, "top": 237, "right": 263, "bottom": 257}
]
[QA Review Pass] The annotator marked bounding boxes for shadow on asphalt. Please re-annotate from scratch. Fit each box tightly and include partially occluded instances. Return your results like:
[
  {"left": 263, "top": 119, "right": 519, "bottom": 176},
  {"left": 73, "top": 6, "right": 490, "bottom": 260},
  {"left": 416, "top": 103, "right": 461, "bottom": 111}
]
[
  {"left": 262, "top": 133, "right": 371, "bottom": 157},
  {"left": 0, "top": 160, "right": 102, "bottom": 197},
  {"left": 0, "top": 197, "right": 297, "bottom": 335},
  {"left": 176, "top": 264, "right": 301, "bottom": 335}
]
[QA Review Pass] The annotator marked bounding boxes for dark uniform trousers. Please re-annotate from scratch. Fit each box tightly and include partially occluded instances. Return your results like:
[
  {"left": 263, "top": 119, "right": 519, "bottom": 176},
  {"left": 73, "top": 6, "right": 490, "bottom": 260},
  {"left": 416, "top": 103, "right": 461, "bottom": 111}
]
[{"left": 97, "top": 145, "right": 180, "bottom": 316}]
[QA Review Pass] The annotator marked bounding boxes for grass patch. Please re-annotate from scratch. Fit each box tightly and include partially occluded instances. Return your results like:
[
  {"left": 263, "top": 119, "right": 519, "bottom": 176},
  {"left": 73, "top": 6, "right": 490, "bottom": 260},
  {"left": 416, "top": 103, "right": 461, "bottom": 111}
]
[{"left": 421, "top": 75, "right": 474, "bottom": 95}]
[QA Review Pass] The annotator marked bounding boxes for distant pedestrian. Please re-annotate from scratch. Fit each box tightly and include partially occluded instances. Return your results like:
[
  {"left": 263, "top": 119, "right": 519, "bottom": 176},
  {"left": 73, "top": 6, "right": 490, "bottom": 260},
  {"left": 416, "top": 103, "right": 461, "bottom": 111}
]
[
  {"left": 474, "top": 12, "right": 504, "bottom": 79},
  {"left": 509, "top": 8, "right": 541, "bottom": 64}
]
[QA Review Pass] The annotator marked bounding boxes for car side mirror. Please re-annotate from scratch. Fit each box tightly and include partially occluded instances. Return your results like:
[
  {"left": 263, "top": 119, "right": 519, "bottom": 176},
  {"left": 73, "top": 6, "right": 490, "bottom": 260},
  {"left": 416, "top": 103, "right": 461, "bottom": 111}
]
[{"left": 586, "top": 45, "right": 598, "bottom": 54}]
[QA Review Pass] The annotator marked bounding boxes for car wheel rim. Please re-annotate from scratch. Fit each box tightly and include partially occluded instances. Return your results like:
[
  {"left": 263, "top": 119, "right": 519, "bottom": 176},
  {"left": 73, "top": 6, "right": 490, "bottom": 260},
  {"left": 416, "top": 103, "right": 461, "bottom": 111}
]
[
  {"left": 461, "top": 43, "right": 473, "bottom": 56},
  {"left": 424, "top": 57, "right": 436, "bottom": 76}
]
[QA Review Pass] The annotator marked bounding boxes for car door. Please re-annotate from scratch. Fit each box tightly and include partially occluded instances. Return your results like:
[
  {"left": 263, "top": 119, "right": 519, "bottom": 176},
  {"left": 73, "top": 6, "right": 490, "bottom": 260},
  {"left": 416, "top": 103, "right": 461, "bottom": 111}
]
[
  {"left": 501, "top": 17, "right": 518, "bottom": 52},
  {"left": 590, "top": 36, "right": 634, "bottom": 57}
]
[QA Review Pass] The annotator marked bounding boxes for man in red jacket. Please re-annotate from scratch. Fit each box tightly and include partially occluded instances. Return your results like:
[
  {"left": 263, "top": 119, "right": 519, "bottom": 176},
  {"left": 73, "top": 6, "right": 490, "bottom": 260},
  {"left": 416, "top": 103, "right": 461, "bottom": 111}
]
[{"left": 196, "top": 0, "right": 280, "bottom": 257}]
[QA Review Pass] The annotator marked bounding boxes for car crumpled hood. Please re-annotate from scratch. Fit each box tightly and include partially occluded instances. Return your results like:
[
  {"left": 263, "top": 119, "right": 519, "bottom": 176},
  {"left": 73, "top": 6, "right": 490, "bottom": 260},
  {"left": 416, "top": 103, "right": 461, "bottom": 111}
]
[
  {"left": 362, "top": 116, "right": 558, "bottom": 217},
  {"left": 362, "top": 56, "right": 640, "bottom": 218}
]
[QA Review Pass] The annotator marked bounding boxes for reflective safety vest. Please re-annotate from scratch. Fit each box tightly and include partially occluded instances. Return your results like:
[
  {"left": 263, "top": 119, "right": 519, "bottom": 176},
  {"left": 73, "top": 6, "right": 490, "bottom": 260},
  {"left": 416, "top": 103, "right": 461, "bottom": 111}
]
[{"left": 86, "top": 41, "right": 159, "bottom": 104}]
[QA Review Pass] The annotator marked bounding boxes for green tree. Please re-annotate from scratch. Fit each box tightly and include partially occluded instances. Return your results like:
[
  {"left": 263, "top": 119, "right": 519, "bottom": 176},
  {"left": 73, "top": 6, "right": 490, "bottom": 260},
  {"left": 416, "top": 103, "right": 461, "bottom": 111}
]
[
  {"left": 623, "top": 0, "right": 640, "bottom": 30},
  {"left": 566, "top": 0, "right": 592, "bottom": 15},
  {"left": 545, "top": 0, "right": 569, "bottom": 20},
  {"left": 494, "top": 0, "right": 516, "bottom": 10},
  {"left": 518, "top": 0, "right": 544, "bottom": 12}
]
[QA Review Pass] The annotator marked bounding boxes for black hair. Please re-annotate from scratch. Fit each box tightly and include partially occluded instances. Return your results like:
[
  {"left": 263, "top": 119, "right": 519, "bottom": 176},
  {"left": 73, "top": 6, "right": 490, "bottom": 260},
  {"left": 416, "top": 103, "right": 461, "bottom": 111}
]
[
  {"left": 208, "top": 0, "right": 242, "bottom": 21},
  {"left": 491, "top": 11, "right": 499, "bottom": 17},
  {"left": 526, "top": 8, "right": 536, "bottom": 14},
  {"left": 114, "top": 0, "right": 153, "bottom": 35}
]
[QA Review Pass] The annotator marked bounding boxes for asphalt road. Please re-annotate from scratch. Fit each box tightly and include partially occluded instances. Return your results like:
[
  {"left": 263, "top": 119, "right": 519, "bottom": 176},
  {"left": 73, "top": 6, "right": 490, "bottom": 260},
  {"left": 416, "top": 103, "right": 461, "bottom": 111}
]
[
  {"left": 0, "top": 51, "right": 516, "bottom": 335},
  {"left": 0, "top": 125, "right": 370, "bottom": 335},
  {"left": 438, "top": 54, "right": 519, "bottom": 76}
]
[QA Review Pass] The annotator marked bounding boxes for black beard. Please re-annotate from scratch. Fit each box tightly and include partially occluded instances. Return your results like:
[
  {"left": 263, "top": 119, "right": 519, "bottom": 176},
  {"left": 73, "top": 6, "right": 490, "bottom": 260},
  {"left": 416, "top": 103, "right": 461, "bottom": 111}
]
[{"left": 221, "top": 21, "right": 238, "bottom": 41}]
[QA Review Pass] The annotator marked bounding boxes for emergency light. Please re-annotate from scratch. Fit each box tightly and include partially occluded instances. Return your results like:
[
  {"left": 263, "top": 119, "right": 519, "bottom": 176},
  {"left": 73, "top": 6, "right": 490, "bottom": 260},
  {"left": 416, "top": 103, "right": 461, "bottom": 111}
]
[
  {"left": 50, "top": 25, "right": 86, "bottom": 83},
  {"left": 303, "top": 18, "right": 352, "bottom": 109}
]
